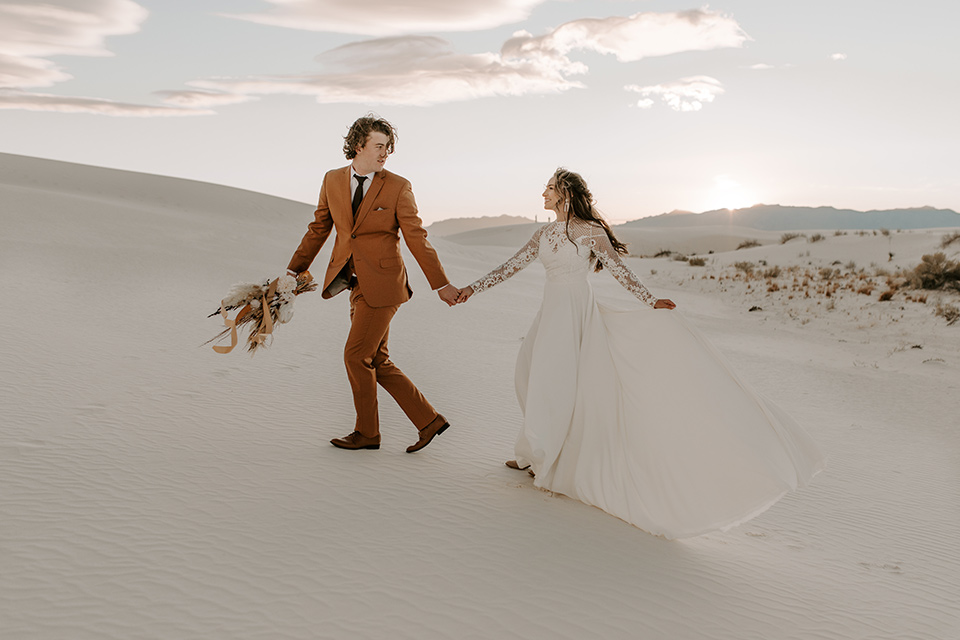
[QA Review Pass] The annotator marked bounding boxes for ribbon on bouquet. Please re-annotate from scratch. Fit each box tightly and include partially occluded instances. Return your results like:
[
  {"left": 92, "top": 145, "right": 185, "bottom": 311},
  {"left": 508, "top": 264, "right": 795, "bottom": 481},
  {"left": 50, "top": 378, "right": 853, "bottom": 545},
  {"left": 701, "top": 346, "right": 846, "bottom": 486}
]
[{"left": 212, "top": 277, "right": 279, "bottom": 354}]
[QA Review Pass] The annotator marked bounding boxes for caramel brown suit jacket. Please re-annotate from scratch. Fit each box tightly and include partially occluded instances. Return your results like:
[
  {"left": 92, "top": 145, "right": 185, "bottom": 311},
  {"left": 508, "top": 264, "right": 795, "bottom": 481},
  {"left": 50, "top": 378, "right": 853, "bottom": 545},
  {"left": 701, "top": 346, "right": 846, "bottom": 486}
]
[{"left": 287, "top": 167, "right": 449, "bottom": 308}]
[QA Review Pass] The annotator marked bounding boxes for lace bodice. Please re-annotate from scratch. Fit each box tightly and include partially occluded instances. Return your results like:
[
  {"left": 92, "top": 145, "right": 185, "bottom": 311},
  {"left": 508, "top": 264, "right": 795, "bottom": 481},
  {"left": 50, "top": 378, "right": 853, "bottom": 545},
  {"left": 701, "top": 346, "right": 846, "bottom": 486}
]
[{"left": 469, "top": 219, "right": 658, "bottom": 307}]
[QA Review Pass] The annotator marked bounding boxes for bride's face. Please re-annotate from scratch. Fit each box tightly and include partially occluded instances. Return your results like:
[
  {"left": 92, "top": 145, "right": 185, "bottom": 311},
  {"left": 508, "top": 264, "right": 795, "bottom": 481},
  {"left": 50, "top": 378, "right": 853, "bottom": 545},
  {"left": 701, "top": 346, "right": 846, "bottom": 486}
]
[{"left": 542, "top": 178, "right": 561, "bottom": 212}]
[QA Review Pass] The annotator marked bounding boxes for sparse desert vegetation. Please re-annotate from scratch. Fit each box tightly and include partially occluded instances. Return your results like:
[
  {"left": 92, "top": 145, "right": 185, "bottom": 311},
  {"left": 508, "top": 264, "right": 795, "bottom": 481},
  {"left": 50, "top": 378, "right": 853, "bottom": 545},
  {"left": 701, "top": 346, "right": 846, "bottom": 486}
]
[
  {"left": 934, "top": 302, "right": 960, "bottom": 325},
  {"left": 908, "top": 252, "right": 960, "bottom": 292},
  {"left": 941, "top": 231, "right": 960, "bottom": 248},
  {"left": 638, "top": 226, "right": 960, "bottom": 328}
]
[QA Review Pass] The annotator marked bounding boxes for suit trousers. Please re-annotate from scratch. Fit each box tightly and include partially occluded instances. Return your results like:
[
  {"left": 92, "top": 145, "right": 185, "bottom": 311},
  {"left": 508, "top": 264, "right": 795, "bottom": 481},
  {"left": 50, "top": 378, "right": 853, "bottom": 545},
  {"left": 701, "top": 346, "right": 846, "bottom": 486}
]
[{"left": 345, "top": 285, "right": 437, "bottom": 438}]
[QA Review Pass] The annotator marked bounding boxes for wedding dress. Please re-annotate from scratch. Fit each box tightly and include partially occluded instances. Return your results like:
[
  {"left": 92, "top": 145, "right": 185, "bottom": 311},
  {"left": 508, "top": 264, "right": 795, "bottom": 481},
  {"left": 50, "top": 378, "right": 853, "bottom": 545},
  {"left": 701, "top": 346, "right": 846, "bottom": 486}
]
[{"left": 470, "top": 219, "right": 823, "bottom": 539}]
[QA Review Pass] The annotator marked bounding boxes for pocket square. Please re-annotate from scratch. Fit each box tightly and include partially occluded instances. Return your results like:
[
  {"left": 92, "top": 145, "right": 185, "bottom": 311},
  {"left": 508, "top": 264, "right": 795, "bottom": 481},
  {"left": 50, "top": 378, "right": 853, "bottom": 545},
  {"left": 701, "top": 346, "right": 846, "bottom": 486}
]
[{"left": 375, "top": 207, "right": 388, "bottom": 211}]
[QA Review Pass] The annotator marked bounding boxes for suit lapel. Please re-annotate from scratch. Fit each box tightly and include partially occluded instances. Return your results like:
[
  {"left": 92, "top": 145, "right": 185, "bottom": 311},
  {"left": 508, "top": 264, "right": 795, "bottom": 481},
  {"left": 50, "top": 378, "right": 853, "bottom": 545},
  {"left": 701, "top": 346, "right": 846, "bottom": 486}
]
[
  {"left": 352, "top": 170, "right": 385, "bottom": 231},
  {"left": 329, "top": 166, "right": 352, "bottom": 228}
]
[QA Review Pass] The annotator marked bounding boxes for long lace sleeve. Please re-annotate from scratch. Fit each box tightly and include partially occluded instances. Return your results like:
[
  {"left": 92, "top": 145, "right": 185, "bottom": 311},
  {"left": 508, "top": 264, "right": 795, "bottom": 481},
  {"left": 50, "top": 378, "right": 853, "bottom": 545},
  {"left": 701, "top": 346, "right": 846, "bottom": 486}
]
[
  {"left": 573, "top": 222, "right": 658, "bottom": 307},
  {"left": 470, "top": 226, "right": 543, "bottom": 294}
]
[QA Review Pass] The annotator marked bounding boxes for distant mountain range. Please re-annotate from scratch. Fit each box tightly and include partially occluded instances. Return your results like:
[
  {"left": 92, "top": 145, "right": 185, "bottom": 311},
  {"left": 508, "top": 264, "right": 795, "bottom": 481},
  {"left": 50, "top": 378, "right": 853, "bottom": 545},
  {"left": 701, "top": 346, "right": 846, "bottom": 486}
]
[
  {"left": 623, "top": 204, "right": 960, "bottom": 230},
  {"left": 427, "top": 214, "right": 534, "bottom": 236}
]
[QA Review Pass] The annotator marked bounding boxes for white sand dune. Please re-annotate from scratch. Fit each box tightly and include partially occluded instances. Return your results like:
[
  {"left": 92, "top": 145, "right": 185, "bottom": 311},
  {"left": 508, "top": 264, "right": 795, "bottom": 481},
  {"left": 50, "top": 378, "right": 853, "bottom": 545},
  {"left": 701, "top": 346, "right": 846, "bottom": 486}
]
[{"left": 2, "top": 154, "right": 959, "bottom": 639}]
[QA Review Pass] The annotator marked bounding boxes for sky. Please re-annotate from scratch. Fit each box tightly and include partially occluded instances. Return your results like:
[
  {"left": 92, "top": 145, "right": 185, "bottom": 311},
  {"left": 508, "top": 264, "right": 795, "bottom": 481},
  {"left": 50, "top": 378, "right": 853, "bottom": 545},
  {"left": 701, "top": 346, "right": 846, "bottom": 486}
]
[{"left": 1, "top": 0, "right": 958, "bottom": 224}]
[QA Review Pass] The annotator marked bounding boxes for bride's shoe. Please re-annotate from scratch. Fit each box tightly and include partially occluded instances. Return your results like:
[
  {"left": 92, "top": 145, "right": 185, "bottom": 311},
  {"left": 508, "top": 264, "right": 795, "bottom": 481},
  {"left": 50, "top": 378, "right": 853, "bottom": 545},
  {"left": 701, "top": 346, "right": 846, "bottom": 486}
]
[{"left": 505, "top": 460, "right": 531, "bottom": 471}]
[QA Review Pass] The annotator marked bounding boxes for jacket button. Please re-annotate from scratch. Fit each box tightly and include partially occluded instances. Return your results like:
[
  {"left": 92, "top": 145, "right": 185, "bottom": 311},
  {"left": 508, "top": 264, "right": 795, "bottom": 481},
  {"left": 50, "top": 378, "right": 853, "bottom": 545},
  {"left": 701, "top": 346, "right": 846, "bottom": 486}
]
[{"left": 351, "top": 234, "right": 356, "bottom": 239}]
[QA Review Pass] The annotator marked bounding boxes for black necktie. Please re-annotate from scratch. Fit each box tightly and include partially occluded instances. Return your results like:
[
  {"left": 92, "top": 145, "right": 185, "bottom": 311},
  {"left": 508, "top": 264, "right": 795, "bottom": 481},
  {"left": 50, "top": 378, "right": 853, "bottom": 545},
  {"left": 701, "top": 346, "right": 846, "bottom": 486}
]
[{"left": 352, "top": 175, "right": 368, "bottom": 216}]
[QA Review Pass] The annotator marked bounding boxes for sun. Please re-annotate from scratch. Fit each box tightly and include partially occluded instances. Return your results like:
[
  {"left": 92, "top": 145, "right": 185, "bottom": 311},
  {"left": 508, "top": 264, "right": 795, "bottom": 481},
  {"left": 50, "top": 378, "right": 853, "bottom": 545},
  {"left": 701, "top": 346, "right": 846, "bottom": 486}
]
[{"left": 704, "top": 175, "right": 758, "bottom": 212}]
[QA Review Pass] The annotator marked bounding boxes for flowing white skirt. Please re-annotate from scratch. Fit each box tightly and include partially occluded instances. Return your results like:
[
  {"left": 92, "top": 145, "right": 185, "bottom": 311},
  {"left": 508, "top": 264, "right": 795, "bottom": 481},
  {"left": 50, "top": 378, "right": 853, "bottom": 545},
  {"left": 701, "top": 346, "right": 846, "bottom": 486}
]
[{"left": 513, "top": 279, "right": 823, "bottom": 539}]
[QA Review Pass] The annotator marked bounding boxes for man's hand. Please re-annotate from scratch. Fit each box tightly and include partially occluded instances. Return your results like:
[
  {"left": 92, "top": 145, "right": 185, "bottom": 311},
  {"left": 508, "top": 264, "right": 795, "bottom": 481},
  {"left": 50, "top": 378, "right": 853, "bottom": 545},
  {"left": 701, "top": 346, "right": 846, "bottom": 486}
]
[
  {"left": 654, "top": 298, "right": 676, "bottom": 310},
  {"left": 437, "top": 284, "right": 461, "bottom": 307}
]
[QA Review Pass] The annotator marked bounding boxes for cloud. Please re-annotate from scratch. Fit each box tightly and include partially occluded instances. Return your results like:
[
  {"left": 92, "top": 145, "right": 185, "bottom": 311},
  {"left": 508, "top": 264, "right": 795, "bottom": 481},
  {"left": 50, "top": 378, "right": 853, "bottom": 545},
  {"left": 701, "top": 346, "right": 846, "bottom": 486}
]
[
  {"left": 155, "top": 90, "right": 259, "bottom": 108},
  {"left": 502, "top": 8, "right": 749, "bottom": 64},
  {"left": 177, "top": 9, "right": 747, "bottom": 108},
  {"left": 188, "top": 35, "right": 584, "bottom": 106},
  {"left": 831, "top": 53, "right": 848, "bottom": 61},
  {"left": 0, "top": 53, "right": 72, "bottom": 88},
  {"left": 0, "top": 0, "right": 214, "bottom": 116},
  {"left": 222, "top": 0, "right": 546, "bottom": 36},
  {"left": 0, "top": 89, "right": 213, "bottom": 116},
  {"left": 0, "top": 0, "right": 148, "bottom": 88},
  {"left": 747, "top": 63, "right": 774, "bottom": 70},
  {"left": 625, "top": 76, "right": 724, "bottom": 112}
]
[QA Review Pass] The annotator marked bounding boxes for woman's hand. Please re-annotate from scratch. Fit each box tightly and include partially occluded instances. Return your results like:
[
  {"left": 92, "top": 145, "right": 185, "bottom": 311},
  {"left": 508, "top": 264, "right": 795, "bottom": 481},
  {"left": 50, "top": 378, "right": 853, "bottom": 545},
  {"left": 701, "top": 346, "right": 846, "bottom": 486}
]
[
  {"left": 654, "top": 298, "right": 676, "bottom": 310},
  {"left": 455, "top": 285, "right": 475, "bottom": 304}
]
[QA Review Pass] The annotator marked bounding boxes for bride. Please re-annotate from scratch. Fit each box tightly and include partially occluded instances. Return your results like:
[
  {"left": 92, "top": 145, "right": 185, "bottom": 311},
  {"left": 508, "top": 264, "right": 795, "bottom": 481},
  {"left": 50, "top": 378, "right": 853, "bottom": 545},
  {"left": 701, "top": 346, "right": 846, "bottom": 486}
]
[{"left": 455, "top": 168, "right": 823, "bottom": 539}]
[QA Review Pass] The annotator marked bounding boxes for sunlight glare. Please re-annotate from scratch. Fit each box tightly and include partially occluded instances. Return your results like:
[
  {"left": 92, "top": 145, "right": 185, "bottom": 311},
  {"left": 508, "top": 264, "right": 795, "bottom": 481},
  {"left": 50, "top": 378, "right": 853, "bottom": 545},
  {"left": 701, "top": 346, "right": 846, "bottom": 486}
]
[{"left": 704, "top": 175, "right": 758, "bottom": 212}]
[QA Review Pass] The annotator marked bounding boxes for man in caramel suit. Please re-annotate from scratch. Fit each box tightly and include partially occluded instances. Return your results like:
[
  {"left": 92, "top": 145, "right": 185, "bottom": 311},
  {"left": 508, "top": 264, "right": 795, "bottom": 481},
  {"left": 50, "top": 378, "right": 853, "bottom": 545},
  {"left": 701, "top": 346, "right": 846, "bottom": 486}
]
[{"left": 286, "top": 116, "right": 459, "bottom": 452}]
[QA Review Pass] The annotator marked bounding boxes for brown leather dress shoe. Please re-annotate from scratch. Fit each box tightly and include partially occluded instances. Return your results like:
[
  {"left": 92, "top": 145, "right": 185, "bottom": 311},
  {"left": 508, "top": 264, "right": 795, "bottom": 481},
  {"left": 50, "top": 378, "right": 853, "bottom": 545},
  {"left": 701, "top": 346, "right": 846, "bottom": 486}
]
[
  {"left": 505, "top": 460, "right": 531, "bottom": 471},
  {"left": 330, "top": 431, "right": 380, "bottom": 450},
  {"left": 406, "top": 414, "right": 450, "bottom": 453}
]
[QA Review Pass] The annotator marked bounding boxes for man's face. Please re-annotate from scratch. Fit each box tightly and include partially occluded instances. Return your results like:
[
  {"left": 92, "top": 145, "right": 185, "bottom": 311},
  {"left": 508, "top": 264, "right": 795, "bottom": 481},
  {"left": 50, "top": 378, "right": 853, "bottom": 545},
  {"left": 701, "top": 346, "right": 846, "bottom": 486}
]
[{"left": 353, "top": 131, "right": 391, "bottom": 173}]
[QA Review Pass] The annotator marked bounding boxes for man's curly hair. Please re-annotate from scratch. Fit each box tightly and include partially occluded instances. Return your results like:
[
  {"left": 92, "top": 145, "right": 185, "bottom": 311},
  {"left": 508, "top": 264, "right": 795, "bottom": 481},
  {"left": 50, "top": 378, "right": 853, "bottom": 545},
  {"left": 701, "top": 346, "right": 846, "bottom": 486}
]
[{"left": 343, "top": 115, "right": 397, "bottom": 159}]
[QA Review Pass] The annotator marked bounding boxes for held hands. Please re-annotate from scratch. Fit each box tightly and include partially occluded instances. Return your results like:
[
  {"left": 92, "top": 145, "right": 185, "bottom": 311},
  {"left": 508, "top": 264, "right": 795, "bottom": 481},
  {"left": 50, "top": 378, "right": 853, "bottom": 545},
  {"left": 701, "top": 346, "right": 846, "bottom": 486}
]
[
  {"left": 454, "top": 286, "right": 474, "bottom": 304},
  {"left": 654, "top": 298, "right": 677, "bottom": 310},
  {"left": 437, "top": 284, "right": 474, "bottom": 306},
  {"left": 437, "top": 284, "right": 461, "bottom": 307}
]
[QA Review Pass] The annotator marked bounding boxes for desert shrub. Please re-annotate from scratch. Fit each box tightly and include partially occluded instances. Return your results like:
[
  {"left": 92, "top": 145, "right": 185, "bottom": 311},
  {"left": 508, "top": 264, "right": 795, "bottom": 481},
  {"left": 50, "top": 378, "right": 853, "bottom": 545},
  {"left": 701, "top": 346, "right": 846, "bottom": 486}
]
[
  {"left": 856, "top": 230, "right": 868, "bottom": 237},
  {"left": 880, "top": 228, "right": 890, "bottom": 237},
  {"left": 819, "top": 267, "right": 839, "bottom": 280},
  {"left": 654, "top": 249, "right": 673, "bottom": 258},
  {"left": 809, "top": 233, "right": 825, "bottom": 243},
  {"left": 934, "top": 302, "right": 960, "bottom": 325},
  {"left": 673, "top": 253, "right": 689, "bottom": 262},
  {"left": 736, "top": 239, "right": 761, "bottom": 250},
  {"left": 941, "top": 231, "right": 960, "bottom": 248},
  {"left": 845, "top": 260, "right": 857, "bottom": 271},
  {"left": 834, "top": 230, "right": 847, "bottom": 236},
  {"left": 762, "top": 265, "right": 781, "bottom": 278},
  {"left": 780, "top": 232, "right": 805, "bottom": 244},
  {"left": 908, "top": 252, "right": 960, "bottom": 291},
  {"left": 878, "top": 289, "right": 895, "bottom": 301},
  {"left": 688, "top": 256, "right": 707, "bottom": 266},
  {"left": 733, "top": 261, "right": 755, "bottom": 274}
]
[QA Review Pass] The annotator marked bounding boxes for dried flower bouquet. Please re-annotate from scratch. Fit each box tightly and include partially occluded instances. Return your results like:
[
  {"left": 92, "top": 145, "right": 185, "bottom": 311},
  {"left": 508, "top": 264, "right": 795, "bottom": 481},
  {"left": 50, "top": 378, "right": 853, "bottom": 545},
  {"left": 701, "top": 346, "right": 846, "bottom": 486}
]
[{"left": 206, "top": 271, "right": 317, "bottom": 354}]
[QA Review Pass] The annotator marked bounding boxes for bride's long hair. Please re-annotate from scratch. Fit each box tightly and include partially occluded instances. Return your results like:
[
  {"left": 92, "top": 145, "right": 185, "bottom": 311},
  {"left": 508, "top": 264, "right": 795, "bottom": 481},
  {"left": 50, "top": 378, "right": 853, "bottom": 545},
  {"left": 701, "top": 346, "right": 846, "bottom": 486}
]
[{"left": 553, "top": 168, "right": 629, "bottom": 272}]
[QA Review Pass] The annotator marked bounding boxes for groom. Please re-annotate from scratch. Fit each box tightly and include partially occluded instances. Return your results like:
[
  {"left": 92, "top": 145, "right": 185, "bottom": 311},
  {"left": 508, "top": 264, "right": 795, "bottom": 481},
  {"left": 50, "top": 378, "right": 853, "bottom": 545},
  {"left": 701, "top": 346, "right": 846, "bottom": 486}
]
[{"left": 286, "top": 115, "right": 459, "bottom": 452}]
